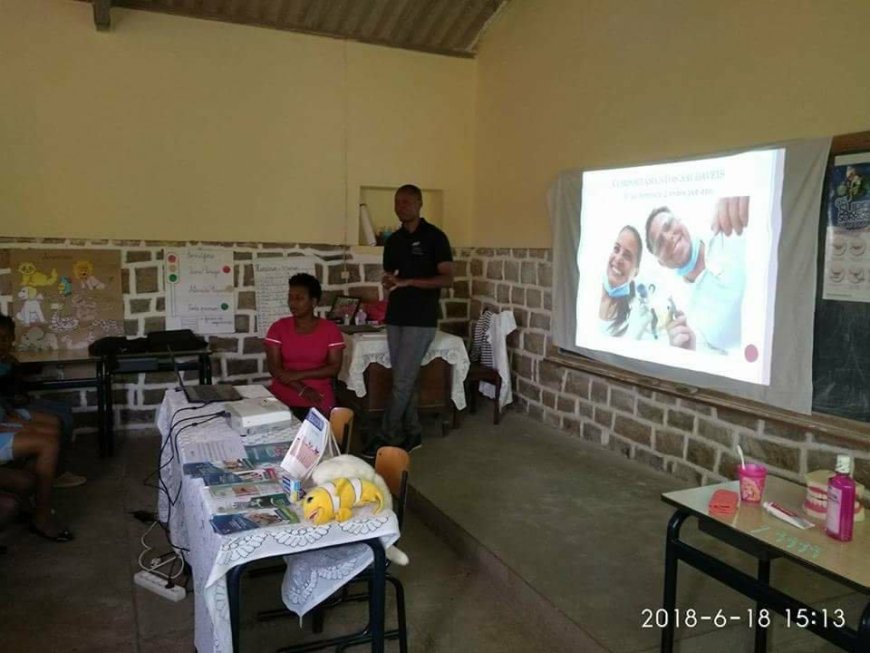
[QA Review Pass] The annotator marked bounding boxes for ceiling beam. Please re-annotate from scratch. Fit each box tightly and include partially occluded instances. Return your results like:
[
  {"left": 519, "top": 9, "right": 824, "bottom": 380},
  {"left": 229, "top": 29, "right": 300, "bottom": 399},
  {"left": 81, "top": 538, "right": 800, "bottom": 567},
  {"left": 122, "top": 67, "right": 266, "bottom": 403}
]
[{"left": 93, "top": 0, "right": 112, "bottom": 30}]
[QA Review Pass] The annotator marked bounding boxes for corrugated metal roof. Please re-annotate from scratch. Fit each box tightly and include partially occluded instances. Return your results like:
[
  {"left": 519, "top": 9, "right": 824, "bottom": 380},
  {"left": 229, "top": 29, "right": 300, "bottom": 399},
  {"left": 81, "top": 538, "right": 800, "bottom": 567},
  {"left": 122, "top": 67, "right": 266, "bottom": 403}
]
[{"left": 91, "top": 0, "right": 509, "bottom": 57}]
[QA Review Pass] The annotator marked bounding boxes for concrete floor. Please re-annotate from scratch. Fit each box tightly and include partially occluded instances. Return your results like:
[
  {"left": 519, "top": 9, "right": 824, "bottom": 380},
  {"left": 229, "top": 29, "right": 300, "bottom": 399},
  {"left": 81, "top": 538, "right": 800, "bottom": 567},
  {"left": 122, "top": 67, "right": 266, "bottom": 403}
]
[{"left": 0, "top": 409, "right": 865, "bottom": 652}]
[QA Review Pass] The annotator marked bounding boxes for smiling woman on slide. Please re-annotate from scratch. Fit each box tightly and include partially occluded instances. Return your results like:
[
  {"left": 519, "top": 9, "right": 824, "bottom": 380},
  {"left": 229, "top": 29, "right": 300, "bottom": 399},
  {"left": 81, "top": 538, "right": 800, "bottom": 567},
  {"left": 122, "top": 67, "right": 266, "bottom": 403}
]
[{"left": 599, "top": 225, "right": 643, "bottom": 337}]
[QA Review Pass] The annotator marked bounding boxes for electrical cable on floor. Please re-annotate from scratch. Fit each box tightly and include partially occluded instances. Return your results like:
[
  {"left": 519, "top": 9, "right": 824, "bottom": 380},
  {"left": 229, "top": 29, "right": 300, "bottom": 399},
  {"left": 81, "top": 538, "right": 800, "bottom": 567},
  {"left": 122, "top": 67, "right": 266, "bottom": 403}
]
[{"left": 135, "top": 405, "right": 230, "bottom": 589}]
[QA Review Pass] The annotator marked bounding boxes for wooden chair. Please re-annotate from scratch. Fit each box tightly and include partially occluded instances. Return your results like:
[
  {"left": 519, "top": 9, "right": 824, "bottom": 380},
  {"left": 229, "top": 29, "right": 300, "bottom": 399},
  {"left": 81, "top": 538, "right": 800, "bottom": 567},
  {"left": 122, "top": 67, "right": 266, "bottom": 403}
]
[
  {"left": 464, "top": 318, "right": 504, "bottom": 425},
  {"left": 329, "top": 407, "right": 354, "bottom": 454},
  {"left": 465, "top": 362, "right": 503, "bottom": 425},
  {"left": 309, "top": 446, "right": 410, "bottom": 653}
]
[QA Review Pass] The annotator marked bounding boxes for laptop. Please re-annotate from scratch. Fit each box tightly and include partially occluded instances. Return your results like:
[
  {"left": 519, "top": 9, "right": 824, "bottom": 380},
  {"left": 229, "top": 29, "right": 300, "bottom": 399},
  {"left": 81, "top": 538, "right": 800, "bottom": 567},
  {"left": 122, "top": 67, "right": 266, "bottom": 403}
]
[
  {"left": 327, "top": 295, "right": 361, "bottom": 324},
  {"left": 173, "top": 361, "right": 242, "bottom": 404},
  {"left": 339, "top": 324, "right": 384, "bottom": 334}
]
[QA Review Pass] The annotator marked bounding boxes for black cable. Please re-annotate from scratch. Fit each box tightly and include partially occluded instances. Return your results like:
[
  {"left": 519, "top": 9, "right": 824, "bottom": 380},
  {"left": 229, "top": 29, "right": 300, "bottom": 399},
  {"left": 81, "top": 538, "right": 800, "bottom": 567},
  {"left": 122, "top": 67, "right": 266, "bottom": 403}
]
[
  {"left": 140, "top": 404, "right": 212, "bottom": 558},
  {"left": 140, "top": 399, "right": 233, "bottom": 581}
]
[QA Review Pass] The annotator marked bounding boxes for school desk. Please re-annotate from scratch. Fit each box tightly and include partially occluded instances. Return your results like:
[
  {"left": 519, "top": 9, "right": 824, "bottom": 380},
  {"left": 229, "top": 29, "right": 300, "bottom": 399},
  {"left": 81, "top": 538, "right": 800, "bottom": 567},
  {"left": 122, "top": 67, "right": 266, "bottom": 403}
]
[{"left": 660, "top": 477, "right": 869, "bottom": 652}]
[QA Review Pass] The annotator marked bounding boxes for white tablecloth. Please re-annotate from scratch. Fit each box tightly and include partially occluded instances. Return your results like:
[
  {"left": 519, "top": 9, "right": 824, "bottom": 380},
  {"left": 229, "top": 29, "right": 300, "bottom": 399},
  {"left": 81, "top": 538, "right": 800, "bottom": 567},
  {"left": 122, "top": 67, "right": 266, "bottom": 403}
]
[
  {"left": 156, "top": 390, "right": 400, "bottom": 653},
  {"left": 338, "top": 329, "right": 471, "bottom": 410}
]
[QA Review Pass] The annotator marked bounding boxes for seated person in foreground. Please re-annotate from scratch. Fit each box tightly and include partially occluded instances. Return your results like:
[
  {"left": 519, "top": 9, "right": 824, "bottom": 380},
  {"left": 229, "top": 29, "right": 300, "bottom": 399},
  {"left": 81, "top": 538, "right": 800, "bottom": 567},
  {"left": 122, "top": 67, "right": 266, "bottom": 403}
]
[
  {"left": 0, "top": 314, "right": 85, "bottom": 489},
  {"left": 0, "top": 405, "right": 73, "bottom": 542},
  {"left": 264, "top": 273, "right": 345, "bottom": 421}
]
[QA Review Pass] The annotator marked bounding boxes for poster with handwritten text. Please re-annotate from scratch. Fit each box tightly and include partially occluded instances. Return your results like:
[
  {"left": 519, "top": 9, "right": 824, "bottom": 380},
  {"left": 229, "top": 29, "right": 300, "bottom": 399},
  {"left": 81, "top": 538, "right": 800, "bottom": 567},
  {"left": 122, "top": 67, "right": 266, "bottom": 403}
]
[
  {"left": 165, "top": 247, "right": 235, "bottom": 334},
  {"left": 253, "top": 257, "right": 317, "bottom": 335}
]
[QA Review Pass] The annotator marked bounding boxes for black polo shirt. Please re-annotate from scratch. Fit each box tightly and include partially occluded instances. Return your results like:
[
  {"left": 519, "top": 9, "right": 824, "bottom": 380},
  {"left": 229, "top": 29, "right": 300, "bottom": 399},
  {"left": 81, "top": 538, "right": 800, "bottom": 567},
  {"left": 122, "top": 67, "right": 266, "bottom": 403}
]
[{"left": 383, "top": 218, "right": 453, "bottom": 327}]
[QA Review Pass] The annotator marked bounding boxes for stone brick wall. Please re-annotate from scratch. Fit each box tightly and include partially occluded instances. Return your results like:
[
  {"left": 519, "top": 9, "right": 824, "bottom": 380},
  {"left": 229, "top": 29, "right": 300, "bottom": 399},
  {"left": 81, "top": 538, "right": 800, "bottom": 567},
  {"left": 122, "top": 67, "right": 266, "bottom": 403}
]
[
  {"left": 5, "top": 235, "right": 867, "bottom": 490},
  {"left": 0, "top": 239, "right": 471, "bottom": 434},
  {"left": 469, "top": 248, "right": 870, "bottom": 489}
]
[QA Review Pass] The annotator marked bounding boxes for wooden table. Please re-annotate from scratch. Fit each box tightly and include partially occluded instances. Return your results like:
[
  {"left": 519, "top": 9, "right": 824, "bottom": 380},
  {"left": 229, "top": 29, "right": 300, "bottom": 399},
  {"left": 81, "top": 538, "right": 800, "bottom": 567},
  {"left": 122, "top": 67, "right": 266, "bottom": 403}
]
[
  {"left": 336, "top": 330, "right": 470, "bottom": 437},
  {"left": 660, "top": 477, "right": 870, "bottom": 652}
]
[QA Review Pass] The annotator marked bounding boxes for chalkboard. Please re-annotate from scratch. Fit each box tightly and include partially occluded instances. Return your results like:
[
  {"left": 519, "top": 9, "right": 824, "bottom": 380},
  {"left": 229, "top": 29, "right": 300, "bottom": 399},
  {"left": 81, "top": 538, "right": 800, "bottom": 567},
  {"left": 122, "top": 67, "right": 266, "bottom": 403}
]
[{"left": 812, "top": 131, "right": 870, "bottom": 422}]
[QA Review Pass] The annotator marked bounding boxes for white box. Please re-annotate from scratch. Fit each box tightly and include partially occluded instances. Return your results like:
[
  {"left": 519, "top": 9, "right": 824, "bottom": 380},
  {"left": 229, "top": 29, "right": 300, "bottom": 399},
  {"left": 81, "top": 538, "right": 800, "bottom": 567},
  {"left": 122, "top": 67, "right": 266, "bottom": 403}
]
[{"left": 225, "top": 397, "right": 294, "bottom": 435}]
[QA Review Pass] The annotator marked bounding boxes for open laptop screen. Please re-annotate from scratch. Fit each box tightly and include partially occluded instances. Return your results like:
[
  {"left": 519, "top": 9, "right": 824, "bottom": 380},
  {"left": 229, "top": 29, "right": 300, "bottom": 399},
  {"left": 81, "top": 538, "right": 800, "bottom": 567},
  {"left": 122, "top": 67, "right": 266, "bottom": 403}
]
[{"left": 327, "top": 295, "right": 360, "bottom": 323}]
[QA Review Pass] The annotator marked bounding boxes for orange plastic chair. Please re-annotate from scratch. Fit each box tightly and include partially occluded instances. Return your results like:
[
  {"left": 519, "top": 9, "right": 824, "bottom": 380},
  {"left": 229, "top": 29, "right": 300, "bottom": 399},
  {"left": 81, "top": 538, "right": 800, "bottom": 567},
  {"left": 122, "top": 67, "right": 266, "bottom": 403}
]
[
  {"left": 375, "top": 446, "right": 410, "bottom": 528},
  {"left": 329, "top": 407, "right": 354, "bottom": 454},
  {"left": 309, "top": 446, "right": 410, "bottom": 653}
]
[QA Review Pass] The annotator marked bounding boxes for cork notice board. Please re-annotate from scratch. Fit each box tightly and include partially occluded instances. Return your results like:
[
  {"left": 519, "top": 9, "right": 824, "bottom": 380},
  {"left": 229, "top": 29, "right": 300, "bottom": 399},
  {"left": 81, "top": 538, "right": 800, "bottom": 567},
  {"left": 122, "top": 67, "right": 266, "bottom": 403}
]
[{"left": 9, "top": 249, "right": 124, "bottom": 353}]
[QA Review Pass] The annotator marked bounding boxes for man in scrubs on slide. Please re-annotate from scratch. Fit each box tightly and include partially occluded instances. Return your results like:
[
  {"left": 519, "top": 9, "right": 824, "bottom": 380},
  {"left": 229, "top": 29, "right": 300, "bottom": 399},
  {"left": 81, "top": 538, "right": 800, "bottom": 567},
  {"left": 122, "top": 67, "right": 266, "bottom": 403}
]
[{"left": 644, "top": 197, "right": 749, "bottom": 354}]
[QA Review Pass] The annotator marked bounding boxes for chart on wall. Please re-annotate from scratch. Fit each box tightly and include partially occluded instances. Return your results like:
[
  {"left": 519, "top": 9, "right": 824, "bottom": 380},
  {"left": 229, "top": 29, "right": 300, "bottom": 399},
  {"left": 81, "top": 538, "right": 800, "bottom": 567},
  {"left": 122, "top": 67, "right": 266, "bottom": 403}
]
[
  {"left": 9, "top": 249, "right": 124, "bottom": 353},
  {"left": 822, "top": 153, "right": 870, "bottom": 302},
  {"left": 253, "top": 257, "right": 317, "bottom": 336},
  {"left": 164, "top": 247, "right": 236, "bottom": 334}
]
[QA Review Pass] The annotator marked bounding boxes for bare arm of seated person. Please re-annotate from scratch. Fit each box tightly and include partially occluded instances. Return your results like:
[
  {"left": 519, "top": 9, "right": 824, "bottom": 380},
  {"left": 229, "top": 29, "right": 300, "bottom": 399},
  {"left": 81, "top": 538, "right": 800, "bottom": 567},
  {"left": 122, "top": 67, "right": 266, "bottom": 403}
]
[{"left": 265, "top": 344, "right": 343, "bottom": 404}]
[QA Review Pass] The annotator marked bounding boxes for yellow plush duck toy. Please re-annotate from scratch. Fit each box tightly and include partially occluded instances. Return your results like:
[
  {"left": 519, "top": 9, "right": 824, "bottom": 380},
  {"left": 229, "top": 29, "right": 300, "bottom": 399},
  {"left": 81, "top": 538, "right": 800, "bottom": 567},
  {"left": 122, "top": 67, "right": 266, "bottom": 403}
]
[{"left": 303, "top": 477, "right": 384, "bottom": 525}]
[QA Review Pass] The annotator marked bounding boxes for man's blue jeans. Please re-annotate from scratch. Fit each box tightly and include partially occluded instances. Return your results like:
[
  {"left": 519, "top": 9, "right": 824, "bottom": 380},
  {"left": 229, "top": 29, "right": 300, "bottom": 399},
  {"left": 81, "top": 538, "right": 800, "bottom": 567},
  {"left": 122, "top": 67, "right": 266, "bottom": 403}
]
[{"left": 380, "top": 325, "right": 436, "bottom": 446}]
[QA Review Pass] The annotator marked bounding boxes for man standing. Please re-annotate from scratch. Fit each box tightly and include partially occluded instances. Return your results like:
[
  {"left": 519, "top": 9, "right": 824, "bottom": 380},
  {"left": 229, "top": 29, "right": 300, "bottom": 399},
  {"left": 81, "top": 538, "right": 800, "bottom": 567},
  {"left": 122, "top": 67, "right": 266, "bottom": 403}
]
[
  {"left": 644, "top": 197, "right": 749, "bottom": 353},
  {"left": 364, "top": 184, "right": 453, "bottom": 456}
]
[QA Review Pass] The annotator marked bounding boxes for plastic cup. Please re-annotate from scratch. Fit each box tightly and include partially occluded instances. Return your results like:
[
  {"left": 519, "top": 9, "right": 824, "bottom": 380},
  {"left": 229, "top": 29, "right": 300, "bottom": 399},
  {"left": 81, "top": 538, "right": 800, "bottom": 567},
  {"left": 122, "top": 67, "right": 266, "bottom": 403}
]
[{"left": 738, "top": 463, "right": 767, "bottom": 503}]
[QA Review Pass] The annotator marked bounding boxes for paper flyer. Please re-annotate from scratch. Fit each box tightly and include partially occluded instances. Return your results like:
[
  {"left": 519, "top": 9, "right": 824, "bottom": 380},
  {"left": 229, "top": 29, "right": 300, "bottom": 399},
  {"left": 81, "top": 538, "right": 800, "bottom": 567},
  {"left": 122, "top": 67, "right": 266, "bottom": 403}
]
[
  {"left": 280, "top": 408, "right": 329, "bottom": 480},
  {"left": 822, "top": 153, "right": 870, "bottom": 302}
]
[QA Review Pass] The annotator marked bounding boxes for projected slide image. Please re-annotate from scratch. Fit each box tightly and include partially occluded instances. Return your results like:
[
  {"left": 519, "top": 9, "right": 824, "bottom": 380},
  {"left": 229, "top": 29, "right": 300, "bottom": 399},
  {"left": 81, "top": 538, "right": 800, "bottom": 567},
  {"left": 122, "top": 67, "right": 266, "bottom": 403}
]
[{"left": 576, "top": 149, "right": 785, "bottom": 385}]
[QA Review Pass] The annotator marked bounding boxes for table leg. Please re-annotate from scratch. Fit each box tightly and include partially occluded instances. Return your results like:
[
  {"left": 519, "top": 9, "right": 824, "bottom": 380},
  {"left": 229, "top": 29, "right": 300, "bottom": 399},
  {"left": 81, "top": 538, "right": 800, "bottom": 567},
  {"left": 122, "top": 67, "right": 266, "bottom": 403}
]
[
  {"left": 661, "top": 510, "right": 690, "bottom": 653},
  {"left": 858, "top": 601, "right": 870, "bottom": 652},
  {"left": 754, "top": 557, "right": 770, "bottom": 653},
  {"left": 364, "top": 539, "right": 386, "bottom": 653},
  {"left": 96, "top": 358, "right": 107, "bottom": 457},
  {"left": 199, "top": 352, "right": 212, "bottom": 385},
  {"left": 227, "top": 564, "right": 246, "bottom": 653}
]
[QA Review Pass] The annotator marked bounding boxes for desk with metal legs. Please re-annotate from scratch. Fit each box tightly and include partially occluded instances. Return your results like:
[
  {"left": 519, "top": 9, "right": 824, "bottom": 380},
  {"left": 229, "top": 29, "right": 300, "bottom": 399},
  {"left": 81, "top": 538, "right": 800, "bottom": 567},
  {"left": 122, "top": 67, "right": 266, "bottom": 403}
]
[
  {"left": 17, "top": 350, "right": 106, "bottom": 453},
  {"left": 228, "top": 538, "right": 388, "bottom": 653},
  {"left": 661, "top": 477, "right": 870, "bottom": 652},
  {"left": 101, "top": 349, "right": 212, "bottom": 455},
  {"left": 18, "top": 349, "right": 212, "bottom": 457}
]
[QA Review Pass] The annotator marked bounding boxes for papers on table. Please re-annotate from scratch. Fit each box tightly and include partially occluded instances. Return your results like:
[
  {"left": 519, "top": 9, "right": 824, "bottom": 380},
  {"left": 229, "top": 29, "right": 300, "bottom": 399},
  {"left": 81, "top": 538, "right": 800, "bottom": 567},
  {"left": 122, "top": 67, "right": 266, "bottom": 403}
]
[
  {"left": 210, "top": 508, "right": 300, "bottom": 534},
  {"left": 180, "top": 438, "right": 247, "bottom": 464},
  {"left": 204, "top": 480, "right": 303, "bottom": 534},
  {"left": 232, "top": 384, "right": 275, "bottom": 399}
]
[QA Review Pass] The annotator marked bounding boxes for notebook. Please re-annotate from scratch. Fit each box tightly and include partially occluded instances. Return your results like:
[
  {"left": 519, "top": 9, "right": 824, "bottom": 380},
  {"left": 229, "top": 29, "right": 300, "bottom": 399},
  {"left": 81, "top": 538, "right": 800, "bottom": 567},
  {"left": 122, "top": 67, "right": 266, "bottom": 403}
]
[{"left": 182, "top": 383, "right": 243, "bottom": 404}]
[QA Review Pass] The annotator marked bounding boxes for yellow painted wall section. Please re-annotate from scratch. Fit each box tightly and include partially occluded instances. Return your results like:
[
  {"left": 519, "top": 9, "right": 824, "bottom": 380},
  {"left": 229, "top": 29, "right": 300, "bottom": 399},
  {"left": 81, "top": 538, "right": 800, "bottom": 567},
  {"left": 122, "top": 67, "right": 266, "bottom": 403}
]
[
  {"left": 0, "top": 0, "right": 475, "bottom": 244},
  {"left": 346, "top": 42, "right": 475, "bottom": 246},
  {"left": 473, "top": 0, "right": 870, "bottom": 247}
]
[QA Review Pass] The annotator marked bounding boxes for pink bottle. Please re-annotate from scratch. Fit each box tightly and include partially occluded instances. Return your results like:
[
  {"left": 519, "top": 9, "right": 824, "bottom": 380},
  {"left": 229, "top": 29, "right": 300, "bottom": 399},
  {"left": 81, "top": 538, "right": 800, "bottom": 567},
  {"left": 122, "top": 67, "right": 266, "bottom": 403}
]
[{"left": 825, "top": 454, "right": 856, "bottom": 542}]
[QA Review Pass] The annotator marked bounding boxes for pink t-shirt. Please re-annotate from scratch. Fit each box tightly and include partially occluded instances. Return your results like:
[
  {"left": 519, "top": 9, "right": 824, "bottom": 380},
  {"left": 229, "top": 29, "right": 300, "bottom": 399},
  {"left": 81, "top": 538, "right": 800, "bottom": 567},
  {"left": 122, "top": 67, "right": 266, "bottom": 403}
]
[{"left": 264, "top": 317, "right": 345, "bottom": 411}]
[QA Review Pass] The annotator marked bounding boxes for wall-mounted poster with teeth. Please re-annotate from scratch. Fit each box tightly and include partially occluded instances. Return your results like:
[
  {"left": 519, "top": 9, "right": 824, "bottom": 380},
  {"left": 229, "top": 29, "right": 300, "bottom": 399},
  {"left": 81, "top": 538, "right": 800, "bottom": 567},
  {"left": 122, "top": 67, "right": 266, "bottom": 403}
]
[
  {"left": 823, "top": 153, "right": 870, "bottom": 302},
  {"left": 9, "top": 249, "right": 124, "bottom": 353}
]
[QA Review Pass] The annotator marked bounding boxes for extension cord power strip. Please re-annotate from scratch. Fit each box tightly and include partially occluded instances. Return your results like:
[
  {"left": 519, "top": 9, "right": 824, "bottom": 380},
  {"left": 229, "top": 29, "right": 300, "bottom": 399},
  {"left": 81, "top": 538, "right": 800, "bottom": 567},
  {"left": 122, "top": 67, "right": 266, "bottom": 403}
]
[{"left": 134, "top": 570, "right": 186, "bottom": 602}]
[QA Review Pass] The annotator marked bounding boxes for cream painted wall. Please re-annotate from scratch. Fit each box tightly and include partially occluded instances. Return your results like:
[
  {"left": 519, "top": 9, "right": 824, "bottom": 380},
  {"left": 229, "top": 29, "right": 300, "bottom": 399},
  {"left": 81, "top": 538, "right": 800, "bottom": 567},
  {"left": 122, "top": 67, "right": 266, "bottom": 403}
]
[
  {"left": 473, "top": 0, "right": 870, "bottom": 247},
  {"left": 346, "top": 42, "right": 475, "bottom": 246},
  {"left": 0, "top": 0, "right": 475, "bottom": 245}
]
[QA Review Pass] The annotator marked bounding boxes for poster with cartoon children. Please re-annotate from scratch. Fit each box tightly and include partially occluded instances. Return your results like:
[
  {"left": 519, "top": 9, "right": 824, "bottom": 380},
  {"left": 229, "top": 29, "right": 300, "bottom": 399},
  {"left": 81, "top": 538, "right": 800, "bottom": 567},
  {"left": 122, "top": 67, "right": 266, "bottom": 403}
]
[{"left": 9, "top": 249, "right": 124, "bottom": 353}]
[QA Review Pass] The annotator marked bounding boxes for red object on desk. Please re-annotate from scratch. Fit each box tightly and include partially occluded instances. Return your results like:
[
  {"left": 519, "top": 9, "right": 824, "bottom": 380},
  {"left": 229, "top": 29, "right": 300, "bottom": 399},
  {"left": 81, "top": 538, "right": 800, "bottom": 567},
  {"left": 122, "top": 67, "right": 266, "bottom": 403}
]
[
  {"left": 363, "top": 301, "right": 387, "bottom": 322},
  {"left": 708, "top": 489, "right": 739, "bottom": 516}
]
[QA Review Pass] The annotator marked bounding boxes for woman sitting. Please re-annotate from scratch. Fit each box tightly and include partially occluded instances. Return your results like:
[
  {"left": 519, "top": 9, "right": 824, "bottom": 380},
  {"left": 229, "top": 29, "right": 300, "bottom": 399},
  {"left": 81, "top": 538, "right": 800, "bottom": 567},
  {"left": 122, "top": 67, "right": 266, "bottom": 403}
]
[
  {"left": 599, "top": 225, "right": 644, "bottom": 337},
  {"left": 0, "top": 407, "right": 73, "bottom": 542},
  {"left": 264, "top": 274, "right": 345, "bottom": 421}
]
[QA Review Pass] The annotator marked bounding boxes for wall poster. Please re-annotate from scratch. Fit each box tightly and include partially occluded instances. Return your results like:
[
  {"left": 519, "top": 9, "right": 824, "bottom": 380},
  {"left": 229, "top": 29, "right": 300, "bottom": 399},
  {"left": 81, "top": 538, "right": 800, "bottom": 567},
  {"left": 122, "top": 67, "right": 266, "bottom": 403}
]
[
  {"left": 164, "top": 247, "right": 235, "bottom": 334},
  {"left": 822, "top": 153, "right": 870, "bottom": 302},
  {"left": 9, "top": 249, "right": 124, "bottom": 352}
]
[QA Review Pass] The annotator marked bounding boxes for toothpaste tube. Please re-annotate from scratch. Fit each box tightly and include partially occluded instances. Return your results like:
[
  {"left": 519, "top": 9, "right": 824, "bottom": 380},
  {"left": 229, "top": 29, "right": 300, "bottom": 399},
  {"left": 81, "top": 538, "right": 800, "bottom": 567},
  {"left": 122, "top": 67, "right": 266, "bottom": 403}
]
[{"left": 763, "top": 501, "right": 815, "bottom": 530}]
